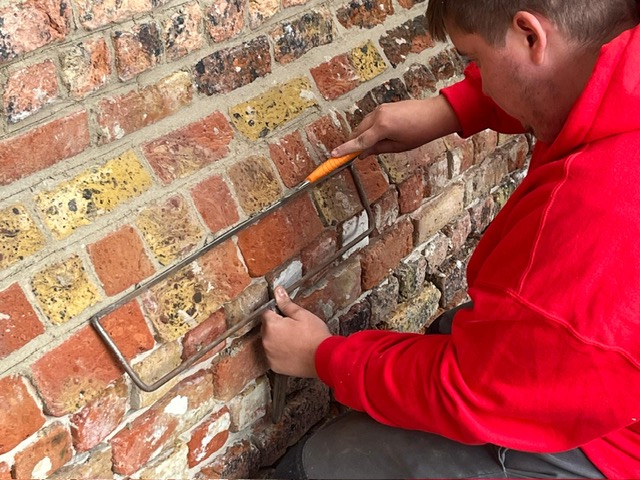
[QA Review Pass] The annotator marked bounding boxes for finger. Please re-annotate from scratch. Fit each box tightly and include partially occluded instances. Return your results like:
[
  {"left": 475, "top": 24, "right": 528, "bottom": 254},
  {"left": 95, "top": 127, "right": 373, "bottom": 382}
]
[
  {"left": 261, "top": 308, "right": 283, "bottom": 323},
  {"left": 273, "top": 286, "right": 306, "bottom": 319}
]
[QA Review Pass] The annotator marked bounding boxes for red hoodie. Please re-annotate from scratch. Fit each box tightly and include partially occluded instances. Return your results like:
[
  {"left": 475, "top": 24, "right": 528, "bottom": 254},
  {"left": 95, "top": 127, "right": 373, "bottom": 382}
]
[{"left": 315, "top": 24, "right": 640, "bottom": 478}]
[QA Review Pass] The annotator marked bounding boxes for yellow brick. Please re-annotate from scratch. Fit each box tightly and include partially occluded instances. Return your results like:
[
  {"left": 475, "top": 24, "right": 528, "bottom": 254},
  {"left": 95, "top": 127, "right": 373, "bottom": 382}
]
[
  {"left": 0, "top": 204, "right": 46, "bottom": 269},
  {"left": 140, "top": 264, "right": 226, "bottom": 342},
  {"left": 229, "top": 77, "right": 318, "bottom": 140},
  {"left": 349, "top": 41, "right": 387, "bottom": 82},
  {"left": 131, "top": 342, "right": 182, "bottom": 409},
  {"left": 35, "top": 151, "right": 153, "bottom": 239},
  {"left": 32, "top": 256, "right": 101, "bottom": 325}
]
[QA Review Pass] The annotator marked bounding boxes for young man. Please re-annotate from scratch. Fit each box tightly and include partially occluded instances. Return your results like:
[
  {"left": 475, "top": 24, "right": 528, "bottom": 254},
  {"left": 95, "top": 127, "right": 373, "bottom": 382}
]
[{"left": 261, "top": 0, "right": 640, "bottom": 477}]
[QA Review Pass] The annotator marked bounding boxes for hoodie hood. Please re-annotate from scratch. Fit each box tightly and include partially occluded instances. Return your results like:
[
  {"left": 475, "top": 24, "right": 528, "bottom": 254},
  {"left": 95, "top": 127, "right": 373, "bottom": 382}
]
[{"left": 538, "top": 24, "right": 640, "bottom": 164}]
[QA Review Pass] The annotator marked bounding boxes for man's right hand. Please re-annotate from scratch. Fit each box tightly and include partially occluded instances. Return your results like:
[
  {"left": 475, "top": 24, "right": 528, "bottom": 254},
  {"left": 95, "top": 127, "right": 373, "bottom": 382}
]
[{"left": 331, "top": 95, "right": 462, "bottom": 159}]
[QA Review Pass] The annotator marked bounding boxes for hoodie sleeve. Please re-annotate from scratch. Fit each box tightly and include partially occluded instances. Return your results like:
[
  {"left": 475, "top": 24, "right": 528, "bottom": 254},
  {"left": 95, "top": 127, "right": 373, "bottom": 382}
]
[
  {"left": 442, "top": 63, "right": 525, "bottom": 137},
  {"left": 315, "top": 285, "right": 640, "bottom": 452}
]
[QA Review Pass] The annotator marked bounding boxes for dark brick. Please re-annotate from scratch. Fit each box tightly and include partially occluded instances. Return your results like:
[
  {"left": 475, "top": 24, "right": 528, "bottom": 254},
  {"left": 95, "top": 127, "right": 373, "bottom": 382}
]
[
  {"left": 371, "top": 78, "right": 411, "bottom": 105},
  {"left": 113, "top": 22, "right": 162, "bottom": 80},
  {"left": 270, "top": 10, "right": 333, "bottom": 65},
  {"left": 205, "top": 0, "right": 245, "bottom": 42},
  {"left": 379, "top": 15, "right": 434, "bottom": 68},
  {"left": 338, "top": 299, "right": 371, "bottom": 336},
  {"left": 403, "top": 63, "right": 437, "bottom": 98},
  {"left": 336, "top": 0, "right": 393, "bottom": 29},
  {"left": 344, "top": 91, "right": 378, "bottom": 129},
  {"left": 163, "top": 2, "right": 204, "bottom": 61},
  {"left": 429, "top": 49, "right": 457, "bottom": 82}
]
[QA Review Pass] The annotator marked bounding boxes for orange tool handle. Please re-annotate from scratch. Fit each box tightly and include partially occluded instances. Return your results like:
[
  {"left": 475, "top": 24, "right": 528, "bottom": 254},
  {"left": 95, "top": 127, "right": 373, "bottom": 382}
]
[{"left": 305, "top": 151, "right": 362, "bottom": 184}]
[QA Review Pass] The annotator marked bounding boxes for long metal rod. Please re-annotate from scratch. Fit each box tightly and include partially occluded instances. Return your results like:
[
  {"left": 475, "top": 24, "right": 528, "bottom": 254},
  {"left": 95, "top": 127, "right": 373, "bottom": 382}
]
[{"left": 91, "top": 162, "right": 373, "bottom": 392}]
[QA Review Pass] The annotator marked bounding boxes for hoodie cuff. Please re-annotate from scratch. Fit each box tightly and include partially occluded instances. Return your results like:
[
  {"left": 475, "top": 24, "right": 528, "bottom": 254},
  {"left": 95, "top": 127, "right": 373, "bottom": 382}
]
[
  {"left": 315, "top": 335, "right": 347, "bottom": 387},
  {"left": 441, "top": 72, "right": 489, "bottom": 138}
]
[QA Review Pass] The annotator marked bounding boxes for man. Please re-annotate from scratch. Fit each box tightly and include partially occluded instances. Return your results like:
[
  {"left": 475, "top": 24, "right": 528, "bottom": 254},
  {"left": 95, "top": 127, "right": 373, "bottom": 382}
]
[{"left": 261, "top": 0, "right": 640, "bottom": 477}]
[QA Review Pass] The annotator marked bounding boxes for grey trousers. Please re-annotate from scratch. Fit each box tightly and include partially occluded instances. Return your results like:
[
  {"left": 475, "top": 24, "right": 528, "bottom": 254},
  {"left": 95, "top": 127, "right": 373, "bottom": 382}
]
[{"left": 274, "top": 303, "right": 605, "bottom": 479}]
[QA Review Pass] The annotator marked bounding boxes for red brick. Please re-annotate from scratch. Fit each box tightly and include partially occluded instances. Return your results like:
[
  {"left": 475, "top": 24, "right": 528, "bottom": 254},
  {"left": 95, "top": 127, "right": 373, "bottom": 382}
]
[
  {"left": 111, "top": 371, "right": 215, "bottom": 475},
  {"left": 248, "top": 0, "right": 279, "bottom": 28},
  {"left": 182, "top": 310, "right": 227, "bottom": 362},
  {"left": 0, "top": 0, "right": 71, "bottom": 64},
  {"left": 379, "top": 138, "right": 447, "bottom": 183},
  {"left": 371, "top": 78, "right": 411, "bottom": 104},
  {"left": 311, "top": 54, "right": 360, "bottom": 101},
  {"left": 379, "top": 15, "right": 434, "bottom": 67},
  {"left": 195, "top": 37, "right": 271, "bottom": 95},
  {"left": 270, "top": 10, "right": 333, "bottom": 65},
  {"left": 96, "top": 73, "right": 192, "bottom": 144},
  {"left": 268, "top": 131, "right": 315, "bottom": 188},
  {"left": 76, "top": 0, "right": 153, "bottom": 30},
  {"left": 70, "top": 380, "right": 128, "bottom": 452},
  {"left": 198, "top": 440, "right": 260, "bottom": 480},
  {"left": 13, "top": 423, "right": 72, "bottom": 479},
  {"left": 0, "top": 463, "right": 10, "bottom": 480},
  {"left": 31, "top": 301, "right": 154, "bottom": 415},
  {"left": 204, "top": 0, "right": 245, "bottom": 42},
  {"left": 403, "top": 63, "right": 437, "bottom": 98},
  {"left": 236, "top": 195, "right": 324, "bottom": 276},
  {"left": 398, "top": 169, "right": 425, "bottom": 214},
  {"left": 397, "top": 0, "right": 426, "bottom": 7},
  {"left": 228, "top": 156, "right": 282, "bottom": 215},
  {"left": 88, "top": 226, "right": 155, "bottom": 296},
  {"left": 472, "top": 130, "right": 499, "bottom": 164},
  {"left": 360, "top": 218, "right": 414, "bottom": 290},
  {"left": 0, "top": 284, "right": 45, "bottom": 359},
  {"left": 191, "top": 175, "right": 239, "bottom": 234},
  {"left": 143, "top": 112, "right": 234, "bottom": 185},
  {"left": 3, "top": 60, "right": 58, "bottom": 123},
  {"left": 353, "top": 155, "right": 389, "bottom": 205},
  {"left": 336, "top": 0, "right": 393, "bottom": 29},
  {"left": 164, "top": 2, "right": 204, "bottom": 61},
  {"left": 199, "top": 240, "right": 252, "bottom": 302},
  {"left": 113, "top": 22, "right": 162, "bottom": 81},
  {"left": 0, "top": 111, "right": 89, "bottom": 185},
  {"left": 372, "top": 188, "right": 399, "bottom": 235},
  {"left": 0, "top": 376, "right": 45, "bottom": 454},
  {"left": 301, "top": 229, "right": 338, "bottom": 275},
  {"left": 344, "top": 91, "right": 378, "bottom": 129},
  {"left": 60, "top": 37, "right": 111, "bottom": 99},
  {"left": 211, "top": 334, "right": 268, "bottom": 401},
  {"left": 187, "top": 407, "right": 230, "bottom": 467}
]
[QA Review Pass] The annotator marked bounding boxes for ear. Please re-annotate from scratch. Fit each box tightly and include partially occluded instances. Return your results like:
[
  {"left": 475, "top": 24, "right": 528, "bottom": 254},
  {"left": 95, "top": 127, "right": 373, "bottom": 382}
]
[{"left": 511, "top": 11, "right": 548, "bottom": 65}]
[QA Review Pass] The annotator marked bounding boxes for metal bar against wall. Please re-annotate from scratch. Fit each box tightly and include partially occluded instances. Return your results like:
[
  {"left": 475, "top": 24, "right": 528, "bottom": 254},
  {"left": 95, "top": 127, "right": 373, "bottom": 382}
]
[{"left": 91, "top": 161, "right": 373, "bottom": 393}]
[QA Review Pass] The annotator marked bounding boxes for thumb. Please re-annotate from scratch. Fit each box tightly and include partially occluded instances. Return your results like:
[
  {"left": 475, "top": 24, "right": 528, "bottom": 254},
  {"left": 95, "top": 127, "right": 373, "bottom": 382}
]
[{"left": 274, "top": 286, "right": 304, "bottom": 319}]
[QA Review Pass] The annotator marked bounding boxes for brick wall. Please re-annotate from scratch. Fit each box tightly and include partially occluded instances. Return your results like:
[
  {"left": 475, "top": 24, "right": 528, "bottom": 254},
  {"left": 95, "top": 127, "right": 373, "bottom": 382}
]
[{"left": 0, "top": 0, "right": 530, "bottom": 478}]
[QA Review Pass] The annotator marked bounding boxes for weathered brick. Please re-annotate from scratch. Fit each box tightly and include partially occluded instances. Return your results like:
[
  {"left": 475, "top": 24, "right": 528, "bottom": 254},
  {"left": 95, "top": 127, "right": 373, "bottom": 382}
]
[
  {"left": 411, "top": 183, "right": 465, "bottom": 244},
  {"left": 397, "top": 0, "right": 426, "bottom": 8},
  {"left": 60, "top": 37, "right": 111, "bottom": 99},
  {"left": 35, "top": 151, "right": 153, "bottom": 239},
  {"left": 110, "top": 371, "right": 216, "bottom": 475},
  {"left": 31, "top": 256, "right": 101, "bottom": 325},
  {"left": 428, "top": 49, "right": 458, "bottom": 82},
  {"left": 493, "top": 175, "right": 519, "bottom": 212},
  {"left": 431, "top": 254, "right": 470, "bottom": 307},
  {"left": 369, "top": 276, "right": 399, "bottom": 327},
  {"left": 205, "top": 0, "right": 245, "bottom": 42},
  {"left": 31, "top": 301, "right": 154, "bottom": 416},
  {"left": 182, "top": 310, "right": 227, "bottom": 363},
  {"left": 0, "top": 204, "right": 46, "bottom": 270},
  {"left": 354, "top": 155, "right": 390, "bottom": 204},
  {"left": 144, "top": 112, "right": 234, "bottom": 185},
  {"left": 464, "top": 151, "right": 509, "bottom": 203},
  {"left": 360, "top": 218, "right": 413, "bottom": 290},
  {"left": 344, "top": 91, "right": 378, "bottom": 129},
  {"left": 191, "top": 175, "right": 239, "bottom": 234},
  {"left": 187, "top": 407, "right": 231, "bottom": 467},
  {"left": 381, "top": 282, "right": 440, "bottom": 332},
  {"left": 379, "top": 138, "right": 447, "bottom": 183},
  {"left": 0, "top": 463, "right": 10, "bottom": 480},
  {"left": 3, "top": 60, "right": 58, "bottom": 123},
  {"left": 164, "top": 2, "right": 204, "bottom": 61},
  {"left": 270, "top": 9, "right": 333, "bottom": 64},
  {"left": 338, "top": 298, "right": 371, "bottom": 336},
  {"left": 136, "top": 195, "right": 205, "bottom": 266},
  {"left": 0, "top": 0, "right": 71, "bottom": 64},
  {"left": 445, "top": 133, "right": 478, "bottom": 176},
  {"left": 468, "top": 196, "right": 495, "bottom": 234},
  {"left": 195, "top": 37, "right": 271, "bottom": 96},
  {"left": 424, "top": 155, "right": 450, "bottom": 197},
  {"left": 472, "top": 129, "right": 499, "bottom": 164},
  {"left": 379, "top": 15, "right": 434, "bottom": 67},
  {"left": 77, "top": 0, "right": 153, "bottom": 30},
  {"left": 113, "top": 22, "right": 162, "bottom": 81},
  {"left": 137, "top": 444, "right": 189, "bottom": 480},
  {"left": 395, "top": 252, "right": 428, "bottom": 301},
  {"left": 70, "top": 379, "right": 128, "bottom": 452},
  {"left": 230, "top": 77, "right": 318, "bottom": 140},
  {"left": 228, "top": 377, "right": 269, "bottom": 432},
  {"left": 311, "top": 53, "right": 360, "bottom": 101},
  {"left": 268, "top": 131, "right": 315, "bottom": 188},
  {"left": 443, "top": 212, "right": 472, "bottom": 253},
  {"left": 349, "top": 41, "right": 387, "bottom": 81},
  {"left": 403, "top": 63, "right": 438, "bottom": 98},
  {"left": 131, "top": 342, "right": 182, "bottom": 409},
  {"left": 372, "top": 187, "right": 399, "bottom": 235},
  {"left": 297, "top": 257, "right": 361, "bottom": 320},
  {"left": 88, "top": 226, "right": 155, "bottom": 296},
  {"left": 236, "top": 195, "right": 323, "bottom": 276},
  {"left": 300, "top": 228, "right": 338, "bottom": 275},
  {"left": 266, "top": 258, "right": 303, "bottom": 292},
  {"left": 249, "top": 0, "right": 279, "bottom": 28},
  {"left": 198, "top": 440, "right": 261, "bottom": 480},
  {"left": 141, "top": 240, "right": 249, "bottom": 341},
  {"left": 211, "top": 333, "right": 268, "bottom": 401},
  {"left": 340, "top": 209, "right": 370, "bottom": 257},
  {"left": 371, "top": 77, "right": 411, "bottom": 104},
  {"left": 0, "top": 111, "right": 89, "bottom": 185},
  {"left": 96, "top": 72, "right": 192, "bottom": 143},
  {"left": 228, "top": 156, "right": 282, "bottom": 215},
  {"left": 48, "top": 446, "right": 113, "bottom": 480},
  {"left": 13, "top": 423, "right": 72, "bottom": 480},
  {"left": 336, "top": 0, "right": 393, "bottom": 29},
  {"left": 283, "top": 0, "right": 309, "bottom": 6},
  {"left": 0, "top": 376, "right": 45, "bottom": 454},
  {"left": 224, "top": 279, "right": 269, "bottom": 328},
  {"left": 398, "top": 169, "right": 425, "bottom": 214},
  {"left": 312, "top": 171, "right": 362, "bottom": 226},
  {"left": 0, "top": 284, "right": 44, "bottom": 359}
]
